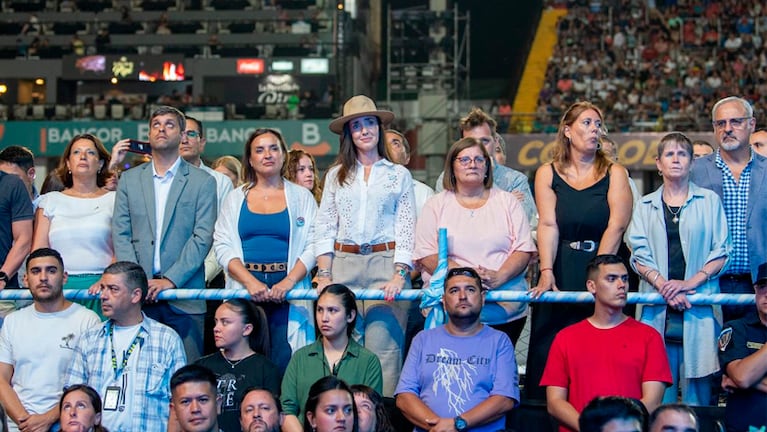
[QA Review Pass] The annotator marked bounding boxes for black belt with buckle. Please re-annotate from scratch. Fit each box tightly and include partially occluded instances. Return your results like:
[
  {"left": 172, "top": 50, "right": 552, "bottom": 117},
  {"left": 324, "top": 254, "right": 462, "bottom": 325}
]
[
  {"left": 720, "top": 273, "right": 752, "bottom": 283},
  {"left": 244, "top": 262, "right": 288, "bottom": 272},
  {"left": 565, "top": 240, "right": 598, "bottom": 252}
]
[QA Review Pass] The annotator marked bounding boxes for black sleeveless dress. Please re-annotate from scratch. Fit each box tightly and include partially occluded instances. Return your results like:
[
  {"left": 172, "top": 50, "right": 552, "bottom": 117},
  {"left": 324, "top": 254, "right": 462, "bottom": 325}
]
[{"left": 524, "top": 164, "right": 632, "bottom": 402}]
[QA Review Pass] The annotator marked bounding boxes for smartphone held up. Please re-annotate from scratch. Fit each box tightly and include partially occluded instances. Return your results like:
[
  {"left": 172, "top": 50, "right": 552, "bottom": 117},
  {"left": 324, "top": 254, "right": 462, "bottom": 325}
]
[{"left": 127, "top": 139, "right": 151, "bottom": 155}]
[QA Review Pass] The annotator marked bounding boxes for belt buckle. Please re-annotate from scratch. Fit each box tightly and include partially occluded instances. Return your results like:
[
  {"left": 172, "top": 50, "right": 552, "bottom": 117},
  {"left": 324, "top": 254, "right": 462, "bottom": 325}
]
[
  {"left": 569, "top": 241, "right": 596, "bottom": 252},
  {"left": 582, "top": 240, "right": 596, "bottom": 252},
  {"left": 359, "top": 243, "right": 372, "bottom": 255}
]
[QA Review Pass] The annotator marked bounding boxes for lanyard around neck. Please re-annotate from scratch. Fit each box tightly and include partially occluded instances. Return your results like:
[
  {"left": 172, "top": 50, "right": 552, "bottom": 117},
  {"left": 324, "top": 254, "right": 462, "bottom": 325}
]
[{"left": 108, "top": 323, "right": 143, "bottom": 376}]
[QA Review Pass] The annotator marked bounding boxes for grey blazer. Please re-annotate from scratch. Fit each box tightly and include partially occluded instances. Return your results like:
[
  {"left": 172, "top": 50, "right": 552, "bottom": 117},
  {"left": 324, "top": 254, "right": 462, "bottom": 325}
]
[
  {"left": 690, "top": 151, "right": 767, "bottom": 281},
  {"left": 112, "top": 159, "right": 217, "bottom": 314}
]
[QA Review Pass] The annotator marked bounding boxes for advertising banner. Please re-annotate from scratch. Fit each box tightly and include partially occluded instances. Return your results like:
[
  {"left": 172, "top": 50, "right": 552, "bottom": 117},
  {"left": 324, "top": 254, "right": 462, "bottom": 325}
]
[
  {"left": 503, "top": 132, "right": 717, "bottom": 170},
  {"left": 0, "top": 119, "right": 337, "bottom": 157}
]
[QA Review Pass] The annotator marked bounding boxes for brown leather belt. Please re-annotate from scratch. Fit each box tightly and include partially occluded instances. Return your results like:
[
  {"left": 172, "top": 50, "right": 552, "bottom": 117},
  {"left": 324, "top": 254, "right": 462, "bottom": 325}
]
[
  {"left": 244, "top": 262, "right": 288, "bottom": 272},
  {"left": 334, "top": 241, "right": 395, "bottom": 255}
]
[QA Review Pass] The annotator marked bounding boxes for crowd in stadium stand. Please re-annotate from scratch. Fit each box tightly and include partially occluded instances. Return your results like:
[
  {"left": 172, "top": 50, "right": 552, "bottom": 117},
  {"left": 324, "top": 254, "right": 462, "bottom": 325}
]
[
  {"left": 4, "top": 1, "right": 767, "bottom": 431},
  {"left": 535, "top": 0, "right": 767, "bottom": 133}
]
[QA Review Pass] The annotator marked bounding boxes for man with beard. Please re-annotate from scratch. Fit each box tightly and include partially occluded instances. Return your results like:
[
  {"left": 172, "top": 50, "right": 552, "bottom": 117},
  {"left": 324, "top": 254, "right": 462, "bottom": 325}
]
[
  {"left": 541, "top": 255, "right": 671, "bottom": 432},
  {"left": 394, "top": 267, "right": 519, "bottom": 432},
  {"left": 0, "top": 248, "right": 99, "bottom": 432},
  {"left": 112, "top": 105, "right": 217, "bottom": 362},
  {"left": 240, "top": 388, "right": 284, "bottom": 432},
  {"left": 691, "top": 96, "right": 767, "bottom": 322}
]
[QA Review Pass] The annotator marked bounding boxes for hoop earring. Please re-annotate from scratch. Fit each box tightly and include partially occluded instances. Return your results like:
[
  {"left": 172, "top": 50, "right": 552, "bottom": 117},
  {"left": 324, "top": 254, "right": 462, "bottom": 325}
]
[
  {"left": 658, "top": 170, "right": 662, "bottom": 176},
  {"left": 596, "top": 142, "right": 602, "bottom": 151}
]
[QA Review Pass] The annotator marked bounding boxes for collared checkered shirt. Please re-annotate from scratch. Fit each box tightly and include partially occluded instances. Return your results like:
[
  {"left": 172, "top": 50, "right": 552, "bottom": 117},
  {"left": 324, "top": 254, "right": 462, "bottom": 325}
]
[
  {"left": 716, "top": 150, "right": 752, "bottom": 274},
  {"left": 64, "top": 314, "right": 186, "bottom": 432}
]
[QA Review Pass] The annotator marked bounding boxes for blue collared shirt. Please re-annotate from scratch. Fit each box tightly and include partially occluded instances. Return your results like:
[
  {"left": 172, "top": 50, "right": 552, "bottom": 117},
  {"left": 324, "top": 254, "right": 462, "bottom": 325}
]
[{"left": 64, "top": 314, "right": 186, "bottom": 432}]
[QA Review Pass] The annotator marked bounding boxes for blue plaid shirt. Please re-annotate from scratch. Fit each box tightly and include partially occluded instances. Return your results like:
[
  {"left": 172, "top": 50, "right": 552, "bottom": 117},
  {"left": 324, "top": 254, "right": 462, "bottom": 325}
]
[
  {"left": 64, "top": 314, "right": 186, "bottom": 432},
  {"left": 716, "top": 150, "right": 753, "bottom": 275}
]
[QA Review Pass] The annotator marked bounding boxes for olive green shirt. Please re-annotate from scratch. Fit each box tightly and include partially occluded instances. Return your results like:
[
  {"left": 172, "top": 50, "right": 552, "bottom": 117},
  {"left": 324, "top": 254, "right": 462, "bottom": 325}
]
[{"left": 280, "top": 338, "right": 383, "bottom": 420}]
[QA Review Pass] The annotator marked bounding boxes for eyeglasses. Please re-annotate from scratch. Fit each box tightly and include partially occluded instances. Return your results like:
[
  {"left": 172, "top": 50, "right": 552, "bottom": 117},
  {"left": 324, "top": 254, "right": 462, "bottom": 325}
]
[
  {"left": 712, "top": 117, "right": 752, "bottom": 130},
  {"left": 184, "top": 130, "right": 201, "bottom": 138},
  {"left": 455, "top": 156, "right": 487, "bottom": 167}
]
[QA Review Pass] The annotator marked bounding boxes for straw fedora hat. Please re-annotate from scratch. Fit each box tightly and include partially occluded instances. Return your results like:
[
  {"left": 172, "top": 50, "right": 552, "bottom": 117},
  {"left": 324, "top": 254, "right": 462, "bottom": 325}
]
[{"left": 329, "top": 95, "right": 395, "bottom": 134}]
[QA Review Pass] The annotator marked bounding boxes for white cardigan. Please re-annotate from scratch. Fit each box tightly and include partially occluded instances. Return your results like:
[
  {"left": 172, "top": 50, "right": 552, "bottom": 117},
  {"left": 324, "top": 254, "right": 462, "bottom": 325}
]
[{"left": 213, "top": 180, "right": 318, "bottom": 353}]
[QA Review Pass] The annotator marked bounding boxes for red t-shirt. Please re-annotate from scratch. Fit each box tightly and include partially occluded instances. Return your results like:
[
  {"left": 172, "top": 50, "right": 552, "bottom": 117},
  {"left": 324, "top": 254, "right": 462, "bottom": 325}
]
[{"left": 540, "top": 317, "right": 672, "bottom": 432}]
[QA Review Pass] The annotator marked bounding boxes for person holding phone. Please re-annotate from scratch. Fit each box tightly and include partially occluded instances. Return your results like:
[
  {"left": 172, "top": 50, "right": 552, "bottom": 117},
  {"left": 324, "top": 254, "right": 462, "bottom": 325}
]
[{"left": 111, "top": 106, "right": 217, "bottom": 362}]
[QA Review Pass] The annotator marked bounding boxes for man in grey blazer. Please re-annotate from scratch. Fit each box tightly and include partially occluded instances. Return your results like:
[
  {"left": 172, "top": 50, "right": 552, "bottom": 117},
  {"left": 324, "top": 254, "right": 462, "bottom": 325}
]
[
  {"left": 112, "top": 105, "right": 217, "bottom": 361},
  {"left": 690, "top": 96, "right": 767, "bottom": 323}
]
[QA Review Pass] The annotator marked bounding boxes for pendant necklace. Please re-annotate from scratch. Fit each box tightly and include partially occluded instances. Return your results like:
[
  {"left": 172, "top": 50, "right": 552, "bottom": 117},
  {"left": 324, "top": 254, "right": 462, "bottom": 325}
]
[
  {"left": 665, "top": 202, "right": 682, "bottom": 224},
  {"left": 221, "top": 352, "right": 246, "bottom": 369}
]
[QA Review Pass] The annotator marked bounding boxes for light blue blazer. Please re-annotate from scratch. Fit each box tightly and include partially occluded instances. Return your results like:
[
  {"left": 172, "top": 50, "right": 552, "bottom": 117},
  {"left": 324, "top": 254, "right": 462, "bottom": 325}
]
[{"left": 112, "top": 159, "right": 217, "bottom": 314}]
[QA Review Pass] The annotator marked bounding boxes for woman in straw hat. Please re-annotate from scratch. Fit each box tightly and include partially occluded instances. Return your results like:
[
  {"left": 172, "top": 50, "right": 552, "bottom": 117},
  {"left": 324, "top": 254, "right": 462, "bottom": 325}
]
[{"left": 313, "top": 95, "right": 416, "bottom": 397}]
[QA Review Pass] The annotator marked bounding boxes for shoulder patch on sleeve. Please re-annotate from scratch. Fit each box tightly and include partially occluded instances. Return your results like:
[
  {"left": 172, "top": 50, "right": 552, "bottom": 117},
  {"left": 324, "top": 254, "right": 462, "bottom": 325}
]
[{"left": 718, "top": 327, "right": 733, "bottom": 352}]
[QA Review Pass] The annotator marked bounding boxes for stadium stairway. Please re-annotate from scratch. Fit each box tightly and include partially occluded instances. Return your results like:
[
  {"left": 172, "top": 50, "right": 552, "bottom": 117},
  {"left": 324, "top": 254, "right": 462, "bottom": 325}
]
[{"left": 511, "top": 8, "right": 567, "bottom": 132}]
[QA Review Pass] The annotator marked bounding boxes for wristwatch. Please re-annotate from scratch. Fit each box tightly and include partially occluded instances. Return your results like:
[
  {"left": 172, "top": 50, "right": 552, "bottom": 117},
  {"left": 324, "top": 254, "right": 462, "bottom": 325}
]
[
  {"left": 0, "top": 271, "right": 8, "bottom": 284},
  {"left": 454, "top": 416, "right": 468, "bottom": 431}
]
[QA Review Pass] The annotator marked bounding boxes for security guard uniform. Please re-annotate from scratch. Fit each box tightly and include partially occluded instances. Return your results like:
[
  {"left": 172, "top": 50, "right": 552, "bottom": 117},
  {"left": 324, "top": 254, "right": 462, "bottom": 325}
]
[{"left": 718, "top": 314, "right": 767, "bottom": 432}]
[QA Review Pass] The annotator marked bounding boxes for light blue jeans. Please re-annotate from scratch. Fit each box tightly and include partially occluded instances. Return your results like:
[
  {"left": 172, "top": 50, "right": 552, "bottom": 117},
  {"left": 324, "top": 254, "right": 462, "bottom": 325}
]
[{"left": 663, "top": 341, "right": 712, "bottom": 405}]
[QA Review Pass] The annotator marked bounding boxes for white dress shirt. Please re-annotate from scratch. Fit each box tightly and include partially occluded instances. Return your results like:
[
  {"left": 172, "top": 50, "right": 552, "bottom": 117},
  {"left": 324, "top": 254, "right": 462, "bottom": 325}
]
[{"left": 151, "top": 157, "right": 182, "bottom": 274}]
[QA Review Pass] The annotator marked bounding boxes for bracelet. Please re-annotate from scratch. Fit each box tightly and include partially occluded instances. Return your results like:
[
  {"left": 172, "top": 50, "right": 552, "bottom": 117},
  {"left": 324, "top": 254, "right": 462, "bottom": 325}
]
[
  {"left": 698, "top": 269, "right": 711, "bottom": 281},
  {"left": 644, "top": 269, "right": 658, "bottom": 282},
  {"left": 539, "top": 267, "right": 553, "bottom": 273},
  {"left": 317, "top": 268, "right": 332, "bottom": 278},
  {"left": 651, "top": 272, "right": 661, "bottom": 289},
  {"left": 285, "top": 275, "right": 297, "bottom": 285}
]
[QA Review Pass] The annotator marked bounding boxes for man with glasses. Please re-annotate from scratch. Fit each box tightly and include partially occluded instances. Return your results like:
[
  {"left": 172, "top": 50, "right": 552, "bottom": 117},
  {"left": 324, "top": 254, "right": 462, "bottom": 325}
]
[
  {"left": 181, "top": 116, "right": 234, "bottom": 214},
  {"left": 395, "top": 267, "right": 519, "bottom": 432},
  {"left": 434, "top": 107, "right": 536, "bottom": 225},
  {"left": 112, "top": 105, "right": 217, "bottom": 362},
  {"left": 691, "top": 96, "right": 767, "bottom": 322},
  {"left": 181, "top": 116, "right": 233, "bottom": 285},
  {"left": 541, "top": 255, "right": 670, "bottom": 432}
]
